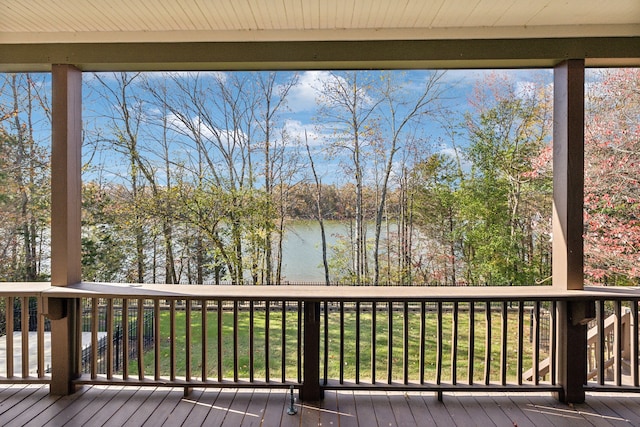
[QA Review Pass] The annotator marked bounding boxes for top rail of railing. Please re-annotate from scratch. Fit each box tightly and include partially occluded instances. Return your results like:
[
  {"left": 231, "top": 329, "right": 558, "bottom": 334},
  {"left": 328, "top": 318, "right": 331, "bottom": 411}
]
[
  {"left": 0, "top": 282, "right": 53, "bottom": 297},
  {"left": 2, "top": 281, "right": 640, "bottom": 302}
]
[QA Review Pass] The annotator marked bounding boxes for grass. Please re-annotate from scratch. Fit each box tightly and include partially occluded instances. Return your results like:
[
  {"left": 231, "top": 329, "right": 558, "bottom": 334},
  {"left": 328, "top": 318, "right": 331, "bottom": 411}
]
[{"left": 128, "top": 302, "right": 549, "bottom": 384}]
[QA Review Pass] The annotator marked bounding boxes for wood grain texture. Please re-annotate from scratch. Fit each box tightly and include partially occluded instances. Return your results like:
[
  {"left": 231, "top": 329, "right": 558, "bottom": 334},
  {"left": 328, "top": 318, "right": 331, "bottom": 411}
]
[{"left": 0, "top": 384, "right": 639, "bottom": 426}]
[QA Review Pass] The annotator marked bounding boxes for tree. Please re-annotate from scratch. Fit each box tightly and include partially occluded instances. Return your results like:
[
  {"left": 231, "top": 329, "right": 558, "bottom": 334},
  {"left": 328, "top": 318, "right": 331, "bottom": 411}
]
[
  {"left": 90, "top": 72, "right": 149, "bottom": 282},
  {"left": 305, "top": 132, "right": 331, "bottom": 285},
  {"left": 81, "top": 182, "right": 128, "bottom": 281},
  {"left": 0, "top": 73, "right": 50, "bottom": 281},
  {"left": 148, "top": 72, "right": 298, "bottom": 284},
  {"left": 254, "top": 72, "right": 298, "bottom": 284},
  {"left": 372, "top": 70, "right": 447, "bottom": 285},
  {"left": 315, "top": 71, "right": 382, "bottom": 285},
  {"left": 412, "top": 154, "right": 461, "bottom": 285},
  {"left": 461, "top": 72, "right": 552, "bottom": 285},
  {"left": 584, "top": 68, "right": 640, "bottom": 285}
]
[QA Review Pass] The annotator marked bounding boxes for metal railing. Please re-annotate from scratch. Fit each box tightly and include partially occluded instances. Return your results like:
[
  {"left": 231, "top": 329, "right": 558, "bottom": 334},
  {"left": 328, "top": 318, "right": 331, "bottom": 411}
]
[
  {"left": 79, "top": 300, "right": 155, "bottom": 375},
  {"left": 585, "top": 299, "right": 639, "bottom": 390},
  {"left": 318, "top": 300, "right": 559, "bottom": 399},
  {"left": 69, "top": 292, "right": 564, "bottom": 400},
  {"left": 74, "top": 298, "right": 303, "bottom": 390},
  {"left": 1, "top": 283, "right": 640, "bottom": 402}
]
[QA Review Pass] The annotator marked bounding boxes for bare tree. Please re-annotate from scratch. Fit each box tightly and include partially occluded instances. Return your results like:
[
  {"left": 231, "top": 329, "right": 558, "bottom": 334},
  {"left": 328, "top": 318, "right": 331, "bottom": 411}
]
[
  {"left": 305, "top": 131, "right": 330, "bottom": 285},
  {"left": 315, "top": 71, "right": 381, "bottom": 284},
  {"left": 0, "top": 73, "right": 50, "bottom": 281},
  {"left": 372, "top": 71, "right": 448, "bottom": 285},
  {"left": 255, "top": 72, "right": 298, "bottom": 284}
]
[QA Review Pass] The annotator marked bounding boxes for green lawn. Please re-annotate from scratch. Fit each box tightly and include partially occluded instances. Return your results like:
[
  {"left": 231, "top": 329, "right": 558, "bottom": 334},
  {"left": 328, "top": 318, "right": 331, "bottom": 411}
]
[{"left": 130, "top": 302, "right": 548, "bottom": 384}]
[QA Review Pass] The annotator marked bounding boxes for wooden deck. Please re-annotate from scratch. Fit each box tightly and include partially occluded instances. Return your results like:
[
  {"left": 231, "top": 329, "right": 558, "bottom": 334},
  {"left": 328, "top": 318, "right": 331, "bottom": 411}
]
[{"left": 1, "top": 385, "right": 640, "bottom": 426}]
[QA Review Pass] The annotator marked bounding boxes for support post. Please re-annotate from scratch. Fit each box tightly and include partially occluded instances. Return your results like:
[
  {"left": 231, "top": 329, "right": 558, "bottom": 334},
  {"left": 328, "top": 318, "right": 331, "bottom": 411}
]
[
  {"left": 552, "top": 59, "right": 586, "bottom": 403},
  {"left": 555, "top": 301, "right": 593, "bottom": 403},
  {"left": 552, "top": 59, "right": 584, "bottom": 292},
  {"left": 49, "top": 64, "right": 82, "bottom": 395},
  {"left": 301, "top": 301, "right": 322, "bottom": 401},
  {"left": 48, "top": 298, "right": 81, "bottom": 395}
]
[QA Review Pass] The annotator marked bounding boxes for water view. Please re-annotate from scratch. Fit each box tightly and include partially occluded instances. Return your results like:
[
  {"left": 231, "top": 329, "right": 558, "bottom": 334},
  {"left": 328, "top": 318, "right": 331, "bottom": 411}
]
[
  {"left": 280, "top": 220, "right": 392, "bottom": 283},
  {"left": 280, "top": 220, "right": 347, "bottom": 283}
]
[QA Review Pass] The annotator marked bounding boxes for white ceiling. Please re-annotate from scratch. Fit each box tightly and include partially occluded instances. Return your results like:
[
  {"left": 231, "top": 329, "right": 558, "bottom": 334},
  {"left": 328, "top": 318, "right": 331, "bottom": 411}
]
[{"left": 1, "top": 0, "right": 639, "bottom": 44}]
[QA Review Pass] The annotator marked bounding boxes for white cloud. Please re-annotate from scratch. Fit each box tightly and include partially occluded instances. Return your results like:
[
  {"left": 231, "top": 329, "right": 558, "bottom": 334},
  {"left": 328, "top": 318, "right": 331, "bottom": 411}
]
[
  {"left": 438, "top": 69, "right": 496, "bottom": 88},
  {"left": 144, "top": 71, "right": 228, "bottom": 82},
  {"left": 439, "top": 146, "right": 462, "bottom": 160},
  {"left": 440, "top": 69, "right": 552, "bottom": 91},
  {"left": 165, "top": 112, "right": 249, "bottom": 149},
  {"left": 283, "top": 118, "right": 334, "bottom": 148},
  {"left": 287, "top": 71, "right": 331, "bottom": 112}
]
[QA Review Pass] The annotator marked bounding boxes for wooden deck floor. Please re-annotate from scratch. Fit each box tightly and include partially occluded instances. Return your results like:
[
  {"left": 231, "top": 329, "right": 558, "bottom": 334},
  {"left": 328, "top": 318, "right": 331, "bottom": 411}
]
[{"left": 1, "top": 384, "right": 640, "bottom": 426}]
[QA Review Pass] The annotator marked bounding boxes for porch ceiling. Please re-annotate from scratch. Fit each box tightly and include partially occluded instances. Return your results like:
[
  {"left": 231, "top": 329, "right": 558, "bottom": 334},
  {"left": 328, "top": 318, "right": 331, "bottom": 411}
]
[{"left": 1, "top": 0, "right": 639, "bottom": 71}]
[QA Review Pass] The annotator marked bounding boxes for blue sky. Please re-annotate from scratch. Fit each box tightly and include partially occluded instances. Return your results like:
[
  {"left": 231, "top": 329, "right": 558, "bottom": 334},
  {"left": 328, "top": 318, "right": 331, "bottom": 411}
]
[
  {"left": 79, "top": 69, "right": 554, "bottom": 189},
  {"left": 3, "top": 68, "right": 554, "bottom": 187}
]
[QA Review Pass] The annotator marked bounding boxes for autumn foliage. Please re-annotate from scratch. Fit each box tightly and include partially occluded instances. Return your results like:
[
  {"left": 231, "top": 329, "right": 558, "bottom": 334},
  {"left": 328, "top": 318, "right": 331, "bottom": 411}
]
[
  {"left": 0, "top": 69, "right": 639, "bottom": 286},
  {"left": 584, "top": 69, "right": 640, "bottom": 285}
]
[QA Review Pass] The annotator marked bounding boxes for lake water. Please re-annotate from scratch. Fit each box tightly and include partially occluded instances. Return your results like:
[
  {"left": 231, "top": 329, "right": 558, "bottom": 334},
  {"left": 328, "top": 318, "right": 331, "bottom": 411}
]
[
  {"left": 280, "top": 220, "right": 390, "bottom": 283},
  {"left": 280, "top": 220, "right": 348, "bottom": 283}
]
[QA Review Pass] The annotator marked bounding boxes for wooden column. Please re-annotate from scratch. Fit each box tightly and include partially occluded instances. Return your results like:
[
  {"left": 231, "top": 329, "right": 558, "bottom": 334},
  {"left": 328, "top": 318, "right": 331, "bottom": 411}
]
[
  {"left": 552, "top": 59, "right": 584, "bottom": 292},
  {"left": 553, "top": 59, "right": 589, "bottom": 404},
  {"left": 51, "top": 64, "right": 82, "bottom": 286},
  {"left": 49, "top": 64, "right": 82, "bottom": 395}
]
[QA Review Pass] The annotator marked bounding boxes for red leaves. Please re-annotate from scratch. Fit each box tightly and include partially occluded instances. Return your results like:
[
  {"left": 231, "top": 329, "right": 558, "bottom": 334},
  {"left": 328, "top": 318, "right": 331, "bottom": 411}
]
[{"left": 584, "top": 68, "right": 640, "bottom": 285}]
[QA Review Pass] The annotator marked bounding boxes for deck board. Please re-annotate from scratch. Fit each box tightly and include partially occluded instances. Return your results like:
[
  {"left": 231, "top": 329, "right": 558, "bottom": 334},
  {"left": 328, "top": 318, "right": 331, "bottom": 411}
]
[
  {"left": 541, "top": 394, "right": 615, "bottom": 426},
  {"left": 220, "top": 389, "right": 254, "bottom": 426},
  {"left": 141, "top": 388, "right": 185, "bottom": 426},
  {"left": 123, "top": 387, "right": 173, "bottom": 426},
  {"left": 298, "top": 397, "right": 320, "bottom": 427},
  {"left": 402, "top": 392, "right": 438, "bottom": 426},
  {"left": 388, "top": 392, "right": 418, "bottom": 426},
  {"left": 440, "top": 394, "right": 482, "bottom": 426},
  {"left": 3, "top": 386, "right": 53, "bottom": 427},
  {"left": 240, "top": 389, "right": 270, "bottom": 426},
  {"left": 420, "top": 393, "right": 458, "bottom": 426},
  {"left": 0, "top": 385, "right": 42, "bottom": 422},
  {"left": 474, "top": 395, "right": 514, "bottom": 427},
  {"left": 349, "top": 390, "right": 379, "bottom": 426},
  {"left": 260, "top": 388, "right": 287, "bottom": 426},
  {"left": 2, "top": 385, "right": 640, "bottom": 426},
  {"left": 318, "top": 389, "right": 340, "bottom": 427},
  {"left": 519, "top": 395, "right": 579, "bottom": 427},
  {"left": 72, "top": 385, "right": 133, "bottom": 426},
  {"left": 448, "top": 396, "right": 497, "bottom": 427},
  {"left": 334, "top": 390, "right": 359, "bottom": 427},
  {"left": 0, "top": 384, "right": 37, "bottom": 410},
  {"left": 370, "top": 390, "right": 396, "bottom": 426},
  {"left": 162, "top": 387, "right": 204, "bottom": 426},
  {"left": 6, "top": 391, "right": 59, "bottom": 427},
  {"left": 509, "top": 395, "right": 560, "bottom": 427},
  {"left": 487, "top": 392, "right": 538, "bottom": 427},
  {"left": 21, "top": 384, "right": 89, "bottom": 427},
  {"left": 103, "top": 386, "right": 158, "bottom": 426},
  {"left": 223, "top": 389, "right": 255, "bottom": 426},
  {"left": 599, "top": 394, "right": 640, "bottom": 420},
  {"left": 580, "top": 398, "right": 633, "bottom": 427},
  {"left": 182, "top": 388, "right": 220, "bottom": 425},
  {"left": 44, "top": 383, "right": 110, "bottom": 426}
]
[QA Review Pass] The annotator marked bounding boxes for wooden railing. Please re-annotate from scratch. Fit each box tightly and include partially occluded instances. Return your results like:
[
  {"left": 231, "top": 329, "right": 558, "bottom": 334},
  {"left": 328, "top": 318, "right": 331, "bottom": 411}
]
[
  {"left": 0, "top": 283, "right": 51, "bottom": 383},
  {"left": 1, "top": 283, "right": 640, "bottom": 402}
]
